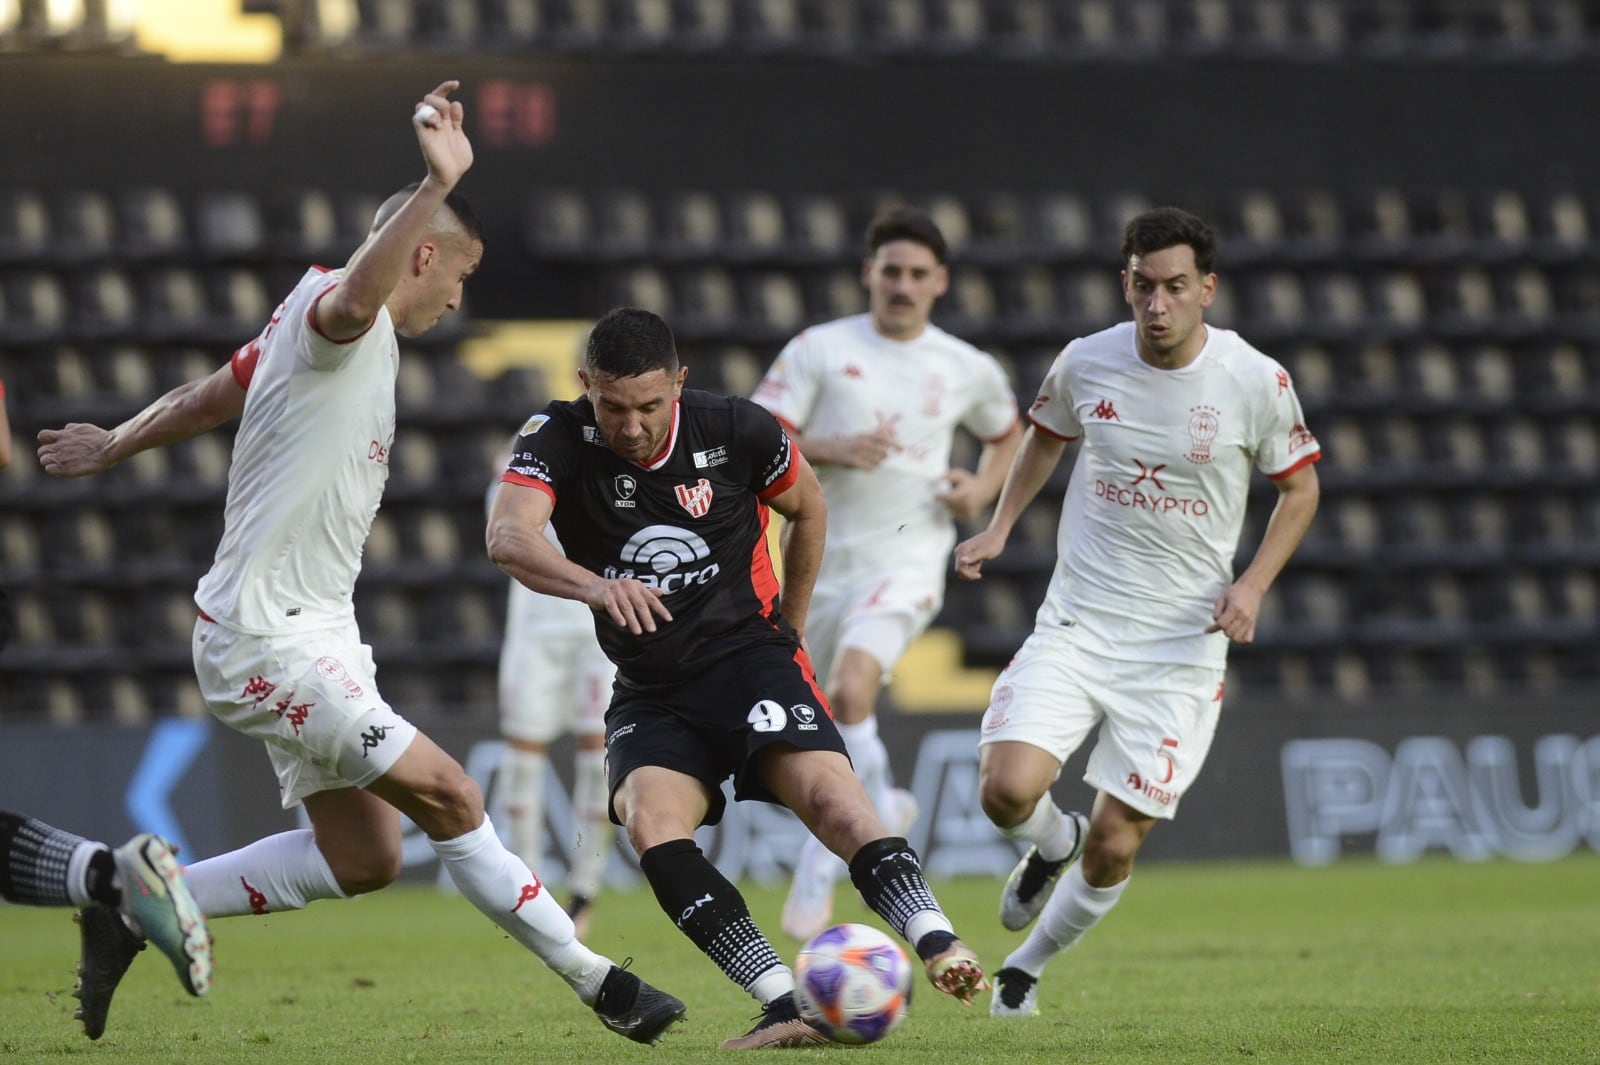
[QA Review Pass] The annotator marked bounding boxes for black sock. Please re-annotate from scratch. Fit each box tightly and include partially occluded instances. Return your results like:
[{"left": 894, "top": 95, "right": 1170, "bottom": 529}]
[
  {"left": 638, "top": 838, "right": 785, "bottom": 993},
  {"left": 0, "top": 810, "right": 102, "bottom": 907},
  {"left": 848, "top": 836, "right": 946, "bottom": 943}
]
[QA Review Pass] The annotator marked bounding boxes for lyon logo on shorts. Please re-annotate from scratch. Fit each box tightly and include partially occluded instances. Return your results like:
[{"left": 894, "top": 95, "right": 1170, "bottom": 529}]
[{"left": 675, "top": 478, "right": 714, "bottom": 518}]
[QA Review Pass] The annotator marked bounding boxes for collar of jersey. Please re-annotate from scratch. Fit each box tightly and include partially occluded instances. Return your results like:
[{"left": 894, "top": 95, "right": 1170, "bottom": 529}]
[{"left": 633, "top": 401, "right": 681, "bottom": 471}]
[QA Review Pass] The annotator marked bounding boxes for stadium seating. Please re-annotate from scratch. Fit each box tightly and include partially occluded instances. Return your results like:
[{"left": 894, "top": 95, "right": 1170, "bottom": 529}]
[
  {"left": 2, "top": 4, "right": 1598, "bottom": 722},
  {"left": 252, "top": 0, "right": 1600, "bottom": 63}
]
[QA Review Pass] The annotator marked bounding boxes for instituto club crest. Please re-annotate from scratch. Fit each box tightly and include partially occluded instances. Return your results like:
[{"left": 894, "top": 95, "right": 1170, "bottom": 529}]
[{"left": 675, "top": 477, "right": 714, "bottom": 518}]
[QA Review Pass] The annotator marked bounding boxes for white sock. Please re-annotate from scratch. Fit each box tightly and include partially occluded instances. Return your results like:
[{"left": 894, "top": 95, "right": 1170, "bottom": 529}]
[
  {"left": 1005, "top": 861, "right": 1127, "bottom": 977},
  {"left": 183, "top": 830, "right": 347, "bottom": 918},
  {"left": 1001, "top": 797, "right": 1080, "bottom": 862},
  {"left": 430, "top": 816, "right": 609, "bottom": 1005},
  {"left": 499, "top": 746, "right": 548, "bottom": 871},
  {"left": 837, "top": 716, "right": 896, "bottom": 818},
  {"left": 66, "top": 841, "right": 101, "bottom": 908},
  {"left": 568, "top": 748, "right": 612, "bottom": 899}
]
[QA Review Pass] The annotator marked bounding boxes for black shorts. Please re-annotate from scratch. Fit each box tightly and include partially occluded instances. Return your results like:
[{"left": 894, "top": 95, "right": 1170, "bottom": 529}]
[{"left": 604, "top": 636, "right": 848, "bottom": 826}]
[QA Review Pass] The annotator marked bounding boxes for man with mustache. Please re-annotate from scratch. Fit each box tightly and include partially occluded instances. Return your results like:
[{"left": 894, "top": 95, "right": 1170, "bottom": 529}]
[{"left": 753, "top": 205, "right": 1023, "bottom": 942}]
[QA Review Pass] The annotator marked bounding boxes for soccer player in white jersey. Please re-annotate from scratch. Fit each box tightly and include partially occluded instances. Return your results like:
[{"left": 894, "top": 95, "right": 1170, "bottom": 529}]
[
  {"left": 35, "top": 82, "right": 684, "bottom": 1044},
  {"left": 953, "top": 207, "right": 1321, "bottom": 1017},
  {"left": 491, "top": 449, "right": 617, "bottom": 939},
  {"left": 753, "top": 205, "right": 1022, "bottom": 941}
]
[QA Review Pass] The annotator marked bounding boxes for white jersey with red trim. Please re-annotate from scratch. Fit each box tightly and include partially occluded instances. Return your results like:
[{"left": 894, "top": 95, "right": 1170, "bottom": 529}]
[
  {"left": 195, "top": 266, "right": 398, "bottom": 635},
  {"left": 1029, "top": 321, "right": 1320, "bottom": 668},
  {"left": 753, "top": 314, "right": 1017, "bottom": 560}
]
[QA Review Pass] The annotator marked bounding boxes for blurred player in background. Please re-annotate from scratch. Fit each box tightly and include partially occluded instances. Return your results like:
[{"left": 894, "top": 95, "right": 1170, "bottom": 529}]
[
  {"left": 36, "top": 82, "right": 684, "bottom": 1045},
  {"left": 0, "top": 811, "right": 210, "bottom": 1039},
  {"left": 0, "top": 375, "right": 12, "bottom": 652},
  {"left": 491, "top": 438, "right": 616, "bottom": 939},
  {"left": 488, "top": 307, "right": 988, "bottom": 1049},
  {"left": 753, "top": 205, "right": 1021, "bottom": 941},
  {"left": 954, "top": 207, "right": 1321, "bottom": 1017}
]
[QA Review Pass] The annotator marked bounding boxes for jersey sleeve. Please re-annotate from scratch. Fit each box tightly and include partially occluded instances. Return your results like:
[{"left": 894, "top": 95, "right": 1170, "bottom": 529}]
[
  {"left": 500, "top": 406, "right": 579, "bottom": 503},
  {"left": 1026, "top": 343, "right": 1083, "bottom": 441},
  {"left": 298, "top": 271, "right": 377, "bottom": 372},
  {"left": 751, "top": 331, "right": 821, "bottom": 433},
  {"left": 960, "top": 351, "right": 1021, "bottom": 442},
  {"left": 1251, "top": 359, "right": 1322, "bottom": 480},
  {"left": 733, "top": 397, "right": 800, "bottom": 500}
]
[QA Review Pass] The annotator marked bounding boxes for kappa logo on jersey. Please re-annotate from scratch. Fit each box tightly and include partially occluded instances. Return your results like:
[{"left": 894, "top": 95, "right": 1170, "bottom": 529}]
[
  {"left": 1288, "top": 423, "right": 1318, "bottom": 453},
  {"left": 693, "top": 445, "right": 729, "bottom": 469},
  {"left": 605, "top": 524, "right": 721, "bottom": 594},
  {"left": 748, "top": 699, "right": 787, "bottom": 733},
  {"left": 520, "top": 413, "right": 550, "bottom": 436},
  {"left": 1276, "top": 369, "right": 1291, "bottom": 395},
  {"left": 791, "top": 703, "right": 819, "bottom": 731},
  {"left": 675, "top": 478, "right": 714, "bottom": 518},
  {"left": 1186, "top": 405, "right": 1220, "bottom": 463},
  {"left": 1091, "top": 399, "right": 1121, "bottom": 421},
  {"left": 614, "top": 473, "right": 637, "bottom": 508},
  {"left": 843, "top": 364, "right": 864, "bottom": 378}
]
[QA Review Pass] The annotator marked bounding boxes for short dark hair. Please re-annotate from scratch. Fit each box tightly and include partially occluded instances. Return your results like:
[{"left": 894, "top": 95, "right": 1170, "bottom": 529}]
[
  {"left": 585, "top": 307, "right": 679, "bottom": 378},
  {"left": 1121, "top": 207, "right": 1215, "bottom": 275},
  {"left": 865, "top": 205, "right": 948, "bottom": 264},
  {"left": 373, "top": 181, "right": 486, "bottom": 249}
]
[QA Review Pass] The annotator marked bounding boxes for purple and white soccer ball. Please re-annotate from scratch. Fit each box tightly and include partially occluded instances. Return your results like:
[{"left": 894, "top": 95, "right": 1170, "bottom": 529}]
[{"left": 793, "top": 923, "right": 913, "bottom": 1045}]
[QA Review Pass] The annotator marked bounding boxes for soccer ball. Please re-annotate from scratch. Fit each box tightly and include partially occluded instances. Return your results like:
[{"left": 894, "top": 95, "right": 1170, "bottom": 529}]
[{"left": 793, "top": 923, "right": 913, "bottom": 1045}]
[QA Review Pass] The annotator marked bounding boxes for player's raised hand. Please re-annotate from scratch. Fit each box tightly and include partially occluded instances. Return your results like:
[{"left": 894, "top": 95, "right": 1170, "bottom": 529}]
[
  {"left": 412, "top": 80, "right": 473, "bottom": 189},
  {"left": 588, "top": 576, "right": 674, "bottom": 635},
  {"left": 37, "top": 423, "right": 116, "bottom": 477},
  {"left": 953, "top": 527, "right": 1007, "bottom": 581},
  {"left": 1206, "top": 580, "right": 1264, "bottom": 643}
]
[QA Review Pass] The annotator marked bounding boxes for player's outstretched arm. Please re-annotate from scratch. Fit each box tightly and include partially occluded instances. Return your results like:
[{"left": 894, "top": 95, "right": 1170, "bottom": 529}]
[
  {"left": 1208, "top": 463, "right": 1320, "bottom": 643},
  {"left": 37, "top": 363, "right": 245, "bottom": 478},
  {"left": 953, "top": 425, "right": 1066, "bottom": 581},
  {"left": 316, "top": 81, "right": 474, "bottom": 341}
]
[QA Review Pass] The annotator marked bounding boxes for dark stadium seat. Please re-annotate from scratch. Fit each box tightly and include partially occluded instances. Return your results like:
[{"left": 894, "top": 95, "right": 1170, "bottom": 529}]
[
  {"left": 195, "top": 192, "right": 268, "bottom": 258},
  {"left": 52, "top": 191, "right": 116, "bottom": 261},
  {"left": 118, "top": 188, "right": 189, "bottom": 259},
  {"left": 659, "top": 190, "right": 724, "bottom": 258},
  {"left": 0, "top": 188, "right": 50, "bottom": 262},
  {"left": 786, "top": 193, "right": 853, "bottom": 258}
]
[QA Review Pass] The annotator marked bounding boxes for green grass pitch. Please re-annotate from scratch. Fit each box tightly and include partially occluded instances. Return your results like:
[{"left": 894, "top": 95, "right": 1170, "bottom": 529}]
[{"left": 3, "top": 855, "right": 1596, "bottom": 1063}]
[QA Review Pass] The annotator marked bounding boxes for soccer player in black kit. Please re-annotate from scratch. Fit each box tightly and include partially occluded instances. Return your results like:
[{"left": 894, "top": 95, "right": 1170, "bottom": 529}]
[{"left": 487, "top": 308, "right": 987, "bottom": 1048}]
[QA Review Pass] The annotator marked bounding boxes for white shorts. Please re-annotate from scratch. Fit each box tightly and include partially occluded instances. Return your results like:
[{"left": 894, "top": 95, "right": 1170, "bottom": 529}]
[
  {"left": 977, "top": 627, "right": 1225, "bottom": 819},
  {"left": 805, "top": 547, "right": 945, "bottom": 686},
  {"left": 193, "top": 616, "right": 418, "bottom": 809},
  {"left": 498, "top": 625, "right": 616, "bottom": 744}
]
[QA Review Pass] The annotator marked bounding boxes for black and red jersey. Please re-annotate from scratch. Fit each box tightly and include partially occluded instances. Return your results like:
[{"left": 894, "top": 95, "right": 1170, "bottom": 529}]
[{"left": 501, "top": 388, "right": 801, "bottom": 686}]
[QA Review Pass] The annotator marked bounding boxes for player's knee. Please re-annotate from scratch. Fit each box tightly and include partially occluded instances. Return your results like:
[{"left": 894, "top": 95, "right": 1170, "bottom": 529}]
[{"left": 978, "top": 773, "right": 1035, "bottom": 827}]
